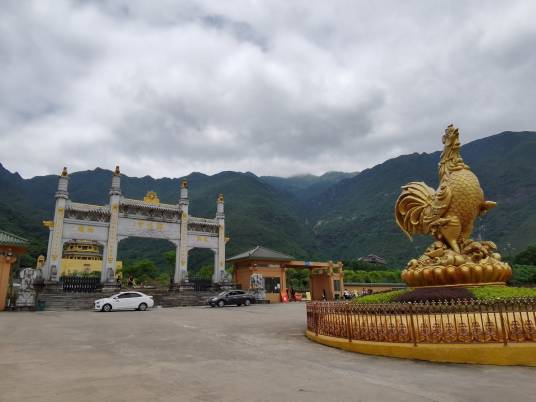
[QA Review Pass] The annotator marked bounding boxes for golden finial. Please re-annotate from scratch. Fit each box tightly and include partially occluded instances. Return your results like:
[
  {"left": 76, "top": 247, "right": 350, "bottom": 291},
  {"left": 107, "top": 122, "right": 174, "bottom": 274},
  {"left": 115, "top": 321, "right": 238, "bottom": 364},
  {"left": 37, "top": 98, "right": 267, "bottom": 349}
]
[
  {"left": 114, "top": 165, "right": 120, "bottom": 176},
  {"left": 181, "top": 179, "right": 188, "bottom": 189},
  {"left": 143, "top": 191, "right": 160, "bottom": 204},
  {"left": 218, "top": 193, "right": 224, "bottom": 203},
  {"left": 61, "top": 167, "right": 68, "bottom": 176}
]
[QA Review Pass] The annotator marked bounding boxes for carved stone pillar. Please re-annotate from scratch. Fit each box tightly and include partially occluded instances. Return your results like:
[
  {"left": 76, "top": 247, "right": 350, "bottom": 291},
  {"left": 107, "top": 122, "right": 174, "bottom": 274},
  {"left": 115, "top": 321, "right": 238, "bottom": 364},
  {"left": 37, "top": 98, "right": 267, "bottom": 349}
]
[
  {"left": 214, "top": 194, "right": 225, "bottom": 283},
  {"left": 176, "top": 212, "right": 189, "bottom": 283},
  {"left": 46, "top": 169, "right": 69, "bottom": 282},
  {"left": 102, "top": 167, "right": 121, "bottom": 284}
]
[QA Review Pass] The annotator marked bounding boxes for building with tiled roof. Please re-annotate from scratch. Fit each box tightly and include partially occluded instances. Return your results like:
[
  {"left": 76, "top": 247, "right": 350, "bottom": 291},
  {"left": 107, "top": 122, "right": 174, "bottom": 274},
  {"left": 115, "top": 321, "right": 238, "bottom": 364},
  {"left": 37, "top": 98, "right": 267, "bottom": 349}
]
[
  {"left": 226, "top": 246, "right": 295, "bottom": 262},
  {"left": 227, "top": 245, "right": 344, "bottom": 303},
  {"left": 0, "top": 230, "right": 29, "bottom": 310},
  {"left": 0, "top": 230, "right": 29, "bottom": 247}
]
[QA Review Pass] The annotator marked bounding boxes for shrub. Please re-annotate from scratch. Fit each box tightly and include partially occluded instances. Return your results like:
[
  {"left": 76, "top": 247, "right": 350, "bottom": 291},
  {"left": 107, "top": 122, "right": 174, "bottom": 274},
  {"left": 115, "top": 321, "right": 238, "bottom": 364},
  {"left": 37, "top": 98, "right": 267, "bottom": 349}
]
[
  {"left": 508, "top": 265, "right": 536, "bottom": 285},
  {"left": 354, "top": 290, "right": 407, "bottom": 304},
  {"left": 393, "top": 287, "right": 474, "bottom": 303}
]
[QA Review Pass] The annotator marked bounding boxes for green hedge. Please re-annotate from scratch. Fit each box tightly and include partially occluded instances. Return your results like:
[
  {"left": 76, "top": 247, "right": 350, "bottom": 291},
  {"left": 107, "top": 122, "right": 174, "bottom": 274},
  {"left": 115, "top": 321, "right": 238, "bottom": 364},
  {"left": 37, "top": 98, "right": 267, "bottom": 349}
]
[
  {"left": 343, "top": 270, "right": 402, "bottom": 283},
  {"left": 352, "top": 286, "right": 536, "bottom": 304},
  {"left": 469, "top": 285, "right": 536, "bottom": 300},
  {"left": 353, "top": 290, "right": 407, "bottom": 304}
]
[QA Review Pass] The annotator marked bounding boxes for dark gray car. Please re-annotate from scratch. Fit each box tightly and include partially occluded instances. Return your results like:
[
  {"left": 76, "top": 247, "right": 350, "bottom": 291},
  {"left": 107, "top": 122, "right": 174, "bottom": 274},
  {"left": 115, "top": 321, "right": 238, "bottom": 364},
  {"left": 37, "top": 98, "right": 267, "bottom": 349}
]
[{"left": 208, "top": 290, "right": 255, "bottom": 307}]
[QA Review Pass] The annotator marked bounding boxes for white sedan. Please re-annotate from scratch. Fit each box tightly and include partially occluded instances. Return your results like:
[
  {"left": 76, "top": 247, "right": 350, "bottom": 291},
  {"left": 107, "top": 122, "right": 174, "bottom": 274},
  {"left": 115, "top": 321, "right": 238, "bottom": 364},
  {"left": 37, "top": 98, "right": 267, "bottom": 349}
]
[{"left": 94, "top": 291, "right": 154, "bottom": 312}]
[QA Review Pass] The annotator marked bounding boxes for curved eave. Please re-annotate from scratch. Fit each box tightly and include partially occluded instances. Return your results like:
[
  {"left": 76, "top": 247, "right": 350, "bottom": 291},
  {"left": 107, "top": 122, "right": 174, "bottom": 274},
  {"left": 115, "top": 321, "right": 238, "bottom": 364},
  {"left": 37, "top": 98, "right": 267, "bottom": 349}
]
[{"left": 120, "top": 198, "right": 179, "bottom": 212}]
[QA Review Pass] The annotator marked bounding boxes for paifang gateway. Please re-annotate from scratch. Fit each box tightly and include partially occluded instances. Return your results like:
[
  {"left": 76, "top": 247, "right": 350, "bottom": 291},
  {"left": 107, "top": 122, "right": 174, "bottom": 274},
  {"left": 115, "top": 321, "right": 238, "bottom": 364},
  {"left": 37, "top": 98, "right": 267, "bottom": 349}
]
[{"left": 42, "top": 166, "right": 227, "bottom": 285}]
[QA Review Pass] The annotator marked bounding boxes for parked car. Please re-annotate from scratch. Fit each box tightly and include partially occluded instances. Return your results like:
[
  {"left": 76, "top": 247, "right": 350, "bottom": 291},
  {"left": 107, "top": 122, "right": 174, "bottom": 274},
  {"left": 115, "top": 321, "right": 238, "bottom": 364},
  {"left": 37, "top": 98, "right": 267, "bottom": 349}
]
[
  {"left": 208, "top": 290, "right": 255, "bottom": 307},
  {"left": 94, "top": 291, "right": 154, "bottom": 312}
]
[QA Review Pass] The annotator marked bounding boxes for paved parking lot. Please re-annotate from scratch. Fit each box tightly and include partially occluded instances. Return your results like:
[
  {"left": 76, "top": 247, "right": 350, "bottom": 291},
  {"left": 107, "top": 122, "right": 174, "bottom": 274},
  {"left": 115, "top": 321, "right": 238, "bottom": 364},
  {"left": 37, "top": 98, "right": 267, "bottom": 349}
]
[{"left": 0, "top": 303, "right": 535, "bottom": 402}]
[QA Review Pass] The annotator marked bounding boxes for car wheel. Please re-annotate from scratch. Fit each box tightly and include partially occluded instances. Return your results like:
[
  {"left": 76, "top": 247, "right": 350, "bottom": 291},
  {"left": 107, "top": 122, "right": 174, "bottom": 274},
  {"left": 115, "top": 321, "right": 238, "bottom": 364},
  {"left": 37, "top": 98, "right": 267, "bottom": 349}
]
[
  {"left": 244, "top": 299, "right": 251, "bottom": 306},
  {"left": 102, "top": 304, "right": 112, "bottom": 312},
  {"left": 138, "top": 303, "right": 148, "bottom": 311},
  {"left": 217, "top": 300, "right": 225, "bottom": 308}
]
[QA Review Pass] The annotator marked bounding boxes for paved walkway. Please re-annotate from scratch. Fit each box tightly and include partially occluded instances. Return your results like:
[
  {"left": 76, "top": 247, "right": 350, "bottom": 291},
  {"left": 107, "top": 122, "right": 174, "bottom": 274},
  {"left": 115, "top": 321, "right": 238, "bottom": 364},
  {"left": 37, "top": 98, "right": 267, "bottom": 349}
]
[{"left": 0, "top": 303, "right": 534, "bottom": 402}]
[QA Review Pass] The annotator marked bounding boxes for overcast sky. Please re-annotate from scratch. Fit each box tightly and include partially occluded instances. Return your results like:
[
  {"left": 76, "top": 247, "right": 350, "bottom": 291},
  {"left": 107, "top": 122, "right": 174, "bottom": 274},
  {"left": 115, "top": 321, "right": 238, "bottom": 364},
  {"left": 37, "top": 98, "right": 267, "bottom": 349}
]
[{"left": 1, "top": 1, "right": 535, "bottom": 179}]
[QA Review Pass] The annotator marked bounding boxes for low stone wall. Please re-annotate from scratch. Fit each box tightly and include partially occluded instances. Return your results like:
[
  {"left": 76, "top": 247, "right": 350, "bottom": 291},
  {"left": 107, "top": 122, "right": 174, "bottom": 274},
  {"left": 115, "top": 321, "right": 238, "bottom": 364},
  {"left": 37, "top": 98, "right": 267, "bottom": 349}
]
[
  {"left": 306, "top": 300, "right": 536, "bottom": 366},
  {"left": 37, "top": 286, "right": 218, "bottom": 310}
]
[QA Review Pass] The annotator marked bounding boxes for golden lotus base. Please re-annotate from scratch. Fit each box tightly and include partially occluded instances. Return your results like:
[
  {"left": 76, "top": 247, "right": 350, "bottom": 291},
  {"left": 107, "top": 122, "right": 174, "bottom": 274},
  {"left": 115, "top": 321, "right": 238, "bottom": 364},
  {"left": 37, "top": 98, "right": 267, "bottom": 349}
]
[
  {"left": 401, "top": 259, "right": 512, "bottom": 288},
  {"left": 306, "top": 331, "right": 536, "bottom": 366},
  {"left": 409, "top": 282, "right": 506, "bottom": 289}
]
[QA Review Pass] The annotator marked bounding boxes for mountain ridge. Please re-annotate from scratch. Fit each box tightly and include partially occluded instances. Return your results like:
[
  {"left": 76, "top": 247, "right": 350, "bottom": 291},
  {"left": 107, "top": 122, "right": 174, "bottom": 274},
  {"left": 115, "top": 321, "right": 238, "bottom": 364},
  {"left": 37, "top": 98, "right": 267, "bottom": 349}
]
[{"left": 1, "top": 130, "right": 535, "bottom": 269}]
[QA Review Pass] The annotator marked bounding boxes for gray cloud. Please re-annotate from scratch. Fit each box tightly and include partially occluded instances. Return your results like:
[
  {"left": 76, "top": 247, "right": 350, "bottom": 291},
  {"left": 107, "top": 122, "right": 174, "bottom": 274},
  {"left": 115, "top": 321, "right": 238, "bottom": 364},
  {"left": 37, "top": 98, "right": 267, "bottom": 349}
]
[{"left": 0, "top": 0, "right": 535, "bottom": 178}]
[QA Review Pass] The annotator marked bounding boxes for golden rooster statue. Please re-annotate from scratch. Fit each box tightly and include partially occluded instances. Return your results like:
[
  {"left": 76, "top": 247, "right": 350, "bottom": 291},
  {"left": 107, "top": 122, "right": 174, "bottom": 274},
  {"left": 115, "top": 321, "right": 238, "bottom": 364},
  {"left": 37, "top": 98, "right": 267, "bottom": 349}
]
[{"left": 396, "top": 125, "right": 512, "bottom": 287}]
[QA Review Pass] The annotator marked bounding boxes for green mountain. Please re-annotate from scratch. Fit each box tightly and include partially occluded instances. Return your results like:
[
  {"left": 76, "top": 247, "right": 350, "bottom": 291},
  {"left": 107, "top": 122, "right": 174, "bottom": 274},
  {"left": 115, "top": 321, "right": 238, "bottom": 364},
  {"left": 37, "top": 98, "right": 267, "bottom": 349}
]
[
  {"left": 308, "top": 131, "right": 536, "bottom": 265},
  {"left": 261, "top": 171, "right": 358, "bottom": 200},
  {"left": 0, "top": 166, "right": 314, "bottom": 270},
  {"left": 0, "top": 131, "right": 535, "bottom": 270}
]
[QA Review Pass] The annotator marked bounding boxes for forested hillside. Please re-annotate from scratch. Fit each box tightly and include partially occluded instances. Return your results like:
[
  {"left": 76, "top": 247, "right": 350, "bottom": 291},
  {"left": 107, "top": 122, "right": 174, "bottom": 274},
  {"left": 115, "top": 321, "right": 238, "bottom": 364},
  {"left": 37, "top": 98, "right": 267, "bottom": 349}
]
[
  {"left": 1, "top": 131, "right": 535, "bottom": 270},
  {"left": 260, "top": 171, "right": 358, "bottom": 201},
  {"left": 308, "top": 131, "right": 536, "bottom": 264}
]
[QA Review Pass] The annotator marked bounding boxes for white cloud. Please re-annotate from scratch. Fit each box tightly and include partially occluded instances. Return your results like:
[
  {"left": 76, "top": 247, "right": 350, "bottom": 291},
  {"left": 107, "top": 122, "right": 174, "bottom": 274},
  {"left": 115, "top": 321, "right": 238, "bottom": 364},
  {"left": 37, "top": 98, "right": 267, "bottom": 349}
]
[{"left": 0, "top": 0, "right": 535, "bottom": 178}]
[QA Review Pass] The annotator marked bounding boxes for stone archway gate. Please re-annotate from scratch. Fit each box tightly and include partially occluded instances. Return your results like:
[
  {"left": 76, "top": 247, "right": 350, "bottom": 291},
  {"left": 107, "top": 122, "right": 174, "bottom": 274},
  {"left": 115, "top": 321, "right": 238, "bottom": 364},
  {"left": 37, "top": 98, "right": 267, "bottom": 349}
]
[{"left": 42, "top": 167, "right": 226, "bottom": 285}]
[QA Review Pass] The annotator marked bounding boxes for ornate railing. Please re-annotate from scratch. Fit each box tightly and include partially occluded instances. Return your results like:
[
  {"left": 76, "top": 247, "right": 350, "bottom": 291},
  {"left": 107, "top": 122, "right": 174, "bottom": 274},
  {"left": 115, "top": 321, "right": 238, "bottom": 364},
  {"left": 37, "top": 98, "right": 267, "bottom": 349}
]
[
  {"left": 61, "top": 276, "right": 102, "bottom": 293},
  {"left": 306, "top": 299, "right": 536, "bottom": 345}
]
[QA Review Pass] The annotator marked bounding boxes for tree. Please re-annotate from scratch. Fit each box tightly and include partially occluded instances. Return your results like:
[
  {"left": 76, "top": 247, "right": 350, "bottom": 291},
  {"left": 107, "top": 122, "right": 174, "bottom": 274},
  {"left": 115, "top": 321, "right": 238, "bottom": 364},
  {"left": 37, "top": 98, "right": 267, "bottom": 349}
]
[
  {"left": 287, "top": 268, "right": 309, "bottom": 290},
  {"left": 122, "top": 259, "right": 159, "bottom": 283},
  {"left": 197, "top": 265, "right": 213, "bottom": 280},
  {"left": 342, "top": 269, "right": 401, "bottom": 284},
  {"left": 164, "top": 250, "right": 176, "bottom": 266},
  {"left": 513, "top": 245, "right": 536, "bottom": 266},
  {"left": 343, "top": 259, "right": 400, "bottom": 272}
]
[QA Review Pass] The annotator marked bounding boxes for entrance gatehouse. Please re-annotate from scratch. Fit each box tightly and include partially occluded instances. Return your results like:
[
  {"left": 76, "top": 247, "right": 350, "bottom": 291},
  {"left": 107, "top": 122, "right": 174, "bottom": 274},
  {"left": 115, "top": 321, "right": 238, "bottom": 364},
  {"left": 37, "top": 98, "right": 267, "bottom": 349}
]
[
  {"left": 42, "top": 167, "right": 227, "bottom": 285},
  {"left": 228, "top": 246, "right": 344, "bottom": 303}
]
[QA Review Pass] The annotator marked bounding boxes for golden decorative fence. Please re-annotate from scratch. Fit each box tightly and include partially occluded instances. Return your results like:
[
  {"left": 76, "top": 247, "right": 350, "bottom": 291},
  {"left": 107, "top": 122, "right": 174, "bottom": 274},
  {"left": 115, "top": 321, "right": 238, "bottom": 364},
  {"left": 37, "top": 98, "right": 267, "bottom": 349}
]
[{"left": 306, "top": 299, "right": 536, "bottom": 345}]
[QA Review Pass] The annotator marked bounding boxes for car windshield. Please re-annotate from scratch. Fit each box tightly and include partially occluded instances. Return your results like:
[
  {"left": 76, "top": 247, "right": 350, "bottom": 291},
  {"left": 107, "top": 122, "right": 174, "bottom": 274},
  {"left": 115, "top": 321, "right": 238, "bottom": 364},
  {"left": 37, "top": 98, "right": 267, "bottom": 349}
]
[
  {"left": 111, "top": 293, "right": 121, "bottom": 298},
  {"left": 218, "top": 292, "right": 228, "bottom": 297}
]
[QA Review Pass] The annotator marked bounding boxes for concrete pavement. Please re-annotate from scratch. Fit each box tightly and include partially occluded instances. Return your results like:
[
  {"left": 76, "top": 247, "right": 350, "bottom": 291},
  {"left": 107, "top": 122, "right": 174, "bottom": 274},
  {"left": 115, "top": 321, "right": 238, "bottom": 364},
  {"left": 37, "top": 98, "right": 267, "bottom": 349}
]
[{"left": 0, "top": 303, "right": 534, "bottom": 401}]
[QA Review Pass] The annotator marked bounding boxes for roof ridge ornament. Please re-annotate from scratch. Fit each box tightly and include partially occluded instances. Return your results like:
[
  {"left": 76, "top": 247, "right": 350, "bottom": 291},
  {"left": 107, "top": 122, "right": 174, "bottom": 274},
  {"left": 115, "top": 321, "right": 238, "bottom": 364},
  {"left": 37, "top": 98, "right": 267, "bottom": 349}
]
[
  {"left": 61, "top": 167, "right": 68, "bottom": 177},
  {"left": 143, "top": 191, "right": 160, "bottom": 205}
]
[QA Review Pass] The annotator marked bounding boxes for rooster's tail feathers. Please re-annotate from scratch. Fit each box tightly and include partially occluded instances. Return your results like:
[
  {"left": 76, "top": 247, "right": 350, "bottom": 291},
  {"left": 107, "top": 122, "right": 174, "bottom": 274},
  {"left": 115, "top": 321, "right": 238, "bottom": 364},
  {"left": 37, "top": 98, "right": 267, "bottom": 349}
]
[{"left": 395, "top": 182, "right": 435, "bottom": 239}]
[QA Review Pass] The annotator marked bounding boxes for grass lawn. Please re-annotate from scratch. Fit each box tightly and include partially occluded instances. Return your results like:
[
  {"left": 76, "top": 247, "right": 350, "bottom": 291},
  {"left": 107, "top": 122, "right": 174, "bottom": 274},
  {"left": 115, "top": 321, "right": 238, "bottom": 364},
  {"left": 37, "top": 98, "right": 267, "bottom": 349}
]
[
  {"left": 354, "top": 285, "right": 536, "bottom": 304},
  {"left": 470, "top": 285, "right": 536, "bottom": 300}
]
